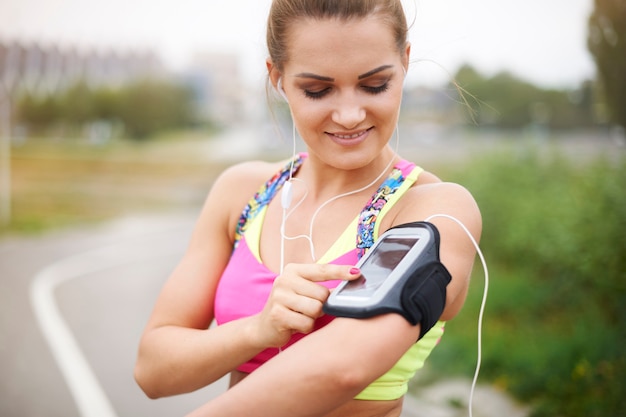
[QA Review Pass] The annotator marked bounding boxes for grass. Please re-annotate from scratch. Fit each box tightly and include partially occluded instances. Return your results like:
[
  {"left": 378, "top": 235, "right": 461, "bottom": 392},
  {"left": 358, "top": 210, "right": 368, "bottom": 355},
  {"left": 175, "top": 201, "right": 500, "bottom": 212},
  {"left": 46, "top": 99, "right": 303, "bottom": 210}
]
[
  {"left": 414, "top": 146, "right": 626, "bottom": 417},
  {"left": 2, "top": 132, "right": 231, "bottom": 236}
]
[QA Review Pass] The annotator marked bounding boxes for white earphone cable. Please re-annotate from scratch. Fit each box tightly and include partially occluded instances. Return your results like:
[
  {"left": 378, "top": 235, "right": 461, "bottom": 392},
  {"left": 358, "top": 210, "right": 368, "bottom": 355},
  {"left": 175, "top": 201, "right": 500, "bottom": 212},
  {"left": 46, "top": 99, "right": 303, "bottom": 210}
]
[
  {"left": 279, "top": 127, "right": 401, "bottom": 271},
  {"left": 424, "top": 213, "right": 488, "bottom": 417}
]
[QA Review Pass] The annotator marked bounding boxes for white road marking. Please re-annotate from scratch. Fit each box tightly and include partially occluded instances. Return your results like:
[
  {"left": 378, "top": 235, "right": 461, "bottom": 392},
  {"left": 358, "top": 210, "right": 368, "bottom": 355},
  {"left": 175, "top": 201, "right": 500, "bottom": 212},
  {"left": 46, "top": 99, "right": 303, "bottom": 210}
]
[{"left": 29, "top": 228, "right": 185, "bottom": 417}]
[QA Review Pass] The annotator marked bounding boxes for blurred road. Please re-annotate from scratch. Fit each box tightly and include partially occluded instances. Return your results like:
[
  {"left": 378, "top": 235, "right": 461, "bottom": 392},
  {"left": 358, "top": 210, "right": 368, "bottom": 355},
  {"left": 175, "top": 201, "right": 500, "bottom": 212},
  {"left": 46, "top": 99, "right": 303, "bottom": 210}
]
[{"left": 1, "top": 211, "right": 229, "bottom": 417}]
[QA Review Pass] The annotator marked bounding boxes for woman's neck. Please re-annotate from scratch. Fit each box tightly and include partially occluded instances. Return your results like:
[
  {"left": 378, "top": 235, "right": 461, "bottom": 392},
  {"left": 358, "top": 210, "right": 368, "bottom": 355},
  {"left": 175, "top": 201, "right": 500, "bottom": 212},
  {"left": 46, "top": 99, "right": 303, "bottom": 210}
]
[{"left": 297, "top": 147, "right": 398, "bottom": 202}]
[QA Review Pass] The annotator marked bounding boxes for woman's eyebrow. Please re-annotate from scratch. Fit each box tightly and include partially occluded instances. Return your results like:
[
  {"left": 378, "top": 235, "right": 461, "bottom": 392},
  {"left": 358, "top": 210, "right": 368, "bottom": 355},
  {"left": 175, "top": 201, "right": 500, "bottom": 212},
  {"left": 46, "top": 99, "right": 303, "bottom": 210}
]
[
  {"left": 294, "top": 73, "right": 334, "bottom": 82},
  {"left": 294, "top": 65, "right": 395, "bottom": 82},
  {"left": 358, "top": 65, "right": 394, "bottom": 80}
]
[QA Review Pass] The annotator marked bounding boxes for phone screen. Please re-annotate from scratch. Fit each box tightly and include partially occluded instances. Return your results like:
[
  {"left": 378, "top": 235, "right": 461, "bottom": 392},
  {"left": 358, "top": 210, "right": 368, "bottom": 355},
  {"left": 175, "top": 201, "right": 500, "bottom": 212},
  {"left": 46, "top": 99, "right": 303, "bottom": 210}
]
[{"left": 339, "top": 237, "right": 418, "bottom": 298}]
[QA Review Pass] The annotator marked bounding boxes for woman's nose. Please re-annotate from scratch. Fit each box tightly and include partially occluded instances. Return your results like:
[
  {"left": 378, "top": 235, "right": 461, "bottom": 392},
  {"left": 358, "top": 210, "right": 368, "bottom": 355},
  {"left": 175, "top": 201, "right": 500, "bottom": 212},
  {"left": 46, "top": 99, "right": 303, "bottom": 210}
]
[{"left": 331, "top": 93, "right": 366, "bottom": 129}]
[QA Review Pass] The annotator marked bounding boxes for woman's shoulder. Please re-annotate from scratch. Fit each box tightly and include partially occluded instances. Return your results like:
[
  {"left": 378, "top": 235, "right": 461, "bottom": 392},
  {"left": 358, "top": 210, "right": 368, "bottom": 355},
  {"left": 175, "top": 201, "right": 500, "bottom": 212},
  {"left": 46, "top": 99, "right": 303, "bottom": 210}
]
[
  {"left": 417, "top": 180, "right": 479, "bottom": 213},
  {"left": 390, "top": 167, "right": 481, "bottom": 228},
  {"left": 406, "top": 166, "right": 473, "bottom": 202},
  {"left": 219, "top": 158, "right": 288, "bottom": 182},
  {"left": 214, "top": 159, "right": 287, "bottom": 193},
  {"left": 209, "top": 159, "right": 287, "bottom": 208},
  {"left": 191, "top": 161, "right": 285, "bottom": 245}
]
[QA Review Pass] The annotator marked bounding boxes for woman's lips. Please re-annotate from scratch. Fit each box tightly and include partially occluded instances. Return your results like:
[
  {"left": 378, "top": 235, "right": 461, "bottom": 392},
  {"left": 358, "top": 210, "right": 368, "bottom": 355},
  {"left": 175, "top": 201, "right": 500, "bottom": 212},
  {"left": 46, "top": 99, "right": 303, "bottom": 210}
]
[{"left": 326, "top": 127, "right": 373, "bottom": 145}]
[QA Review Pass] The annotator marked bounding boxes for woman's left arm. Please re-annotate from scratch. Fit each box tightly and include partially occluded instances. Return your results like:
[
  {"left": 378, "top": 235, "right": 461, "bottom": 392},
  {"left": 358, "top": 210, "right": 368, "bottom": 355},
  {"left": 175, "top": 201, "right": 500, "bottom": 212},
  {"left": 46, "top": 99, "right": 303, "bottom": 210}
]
[
  {"left": 186, "top": 313, "right": 421, "bottom": 417},
  {"left": 394, "top": 181, "right": 482, "bottom": 321}
]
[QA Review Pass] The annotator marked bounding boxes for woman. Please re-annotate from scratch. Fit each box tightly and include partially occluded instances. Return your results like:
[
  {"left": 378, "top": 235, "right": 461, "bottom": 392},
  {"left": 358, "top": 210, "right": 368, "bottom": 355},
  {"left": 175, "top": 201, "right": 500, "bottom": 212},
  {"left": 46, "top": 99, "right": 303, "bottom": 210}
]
[{"left": 134, "top": 1, "right": 482, "bottom": 416}]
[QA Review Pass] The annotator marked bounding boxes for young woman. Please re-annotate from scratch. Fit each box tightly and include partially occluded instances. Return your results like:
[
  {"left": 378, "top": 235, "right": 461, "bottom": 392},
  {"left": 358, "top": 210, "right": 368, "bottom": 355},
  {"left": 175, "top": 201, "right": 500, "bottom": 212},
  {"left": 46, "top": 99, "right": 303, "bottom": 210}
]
[{"left": 134, "top": 1, "right": 482, "bottom": 416}]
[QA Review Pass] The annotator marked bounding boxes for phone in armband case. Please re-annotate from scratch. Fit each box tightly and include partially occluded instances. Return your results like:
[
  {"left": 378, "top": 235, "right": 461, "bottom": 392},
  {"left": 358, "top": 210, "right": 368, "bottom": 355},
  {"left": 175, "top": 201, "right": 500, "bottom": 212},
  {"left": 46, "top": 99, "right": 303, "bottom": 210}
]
[{"left": 324, "top": 221, "right": 451, "bottom": 336}]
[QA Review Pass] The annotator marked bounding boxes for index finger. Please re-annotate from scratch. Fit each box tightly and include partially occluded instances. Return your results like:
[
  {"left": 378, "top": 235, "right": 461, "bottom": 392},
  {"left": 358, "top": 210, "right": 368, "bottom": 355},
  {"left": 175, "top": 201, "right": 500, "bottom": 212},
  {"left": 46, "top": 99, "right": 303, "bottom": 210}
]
[{"left": 283, "top": 263, "right": 361, "bottom": 283}]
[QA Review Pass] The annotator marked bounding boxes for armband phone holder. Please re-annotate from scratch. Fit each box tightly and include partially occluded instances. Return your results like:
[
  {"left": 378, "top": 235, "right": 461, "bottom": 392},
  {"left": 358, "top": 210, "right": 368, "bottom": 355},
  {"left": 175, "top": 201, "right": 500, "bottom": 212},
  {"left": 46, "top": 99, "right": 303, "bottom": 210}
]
[{"left": 323, "top": 221, "right": 451, "bottom": 339}]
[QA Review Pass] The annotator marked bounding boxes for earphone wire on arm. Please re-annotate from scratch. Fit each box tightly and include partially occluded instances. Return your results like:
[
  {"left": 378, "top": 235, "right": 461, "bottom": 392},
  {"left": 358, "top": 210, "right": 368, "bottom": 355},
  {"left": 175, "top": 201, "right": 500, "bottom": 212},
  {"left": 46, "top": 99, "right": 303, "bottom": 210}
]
[{"left": 424, "top": 213, "right": 489, "bottom": 417}]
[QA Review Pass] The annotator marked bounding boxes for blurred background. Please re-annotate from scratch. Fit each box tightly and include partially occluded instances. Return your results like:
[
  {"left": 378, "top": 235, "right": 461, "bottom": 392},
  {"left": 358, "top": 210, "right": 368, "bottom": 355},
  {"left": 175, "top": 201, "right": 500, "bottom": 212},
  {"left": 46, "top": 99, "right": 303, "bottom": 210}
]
[{"left": 0, "top": 0, "right": 624, "bottom": 416}]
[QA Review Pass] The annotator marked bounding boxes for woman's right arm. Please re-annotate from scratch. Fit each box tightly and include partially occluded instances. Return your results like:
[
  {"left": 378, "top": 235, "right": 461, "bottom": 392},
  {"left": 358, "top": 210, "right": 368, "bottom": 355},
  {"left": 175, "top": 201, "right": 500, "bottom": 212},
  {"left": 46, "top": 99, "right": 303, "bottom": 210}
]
[{"left": 133, "top": 163, "right": 274, "bottom": 399}]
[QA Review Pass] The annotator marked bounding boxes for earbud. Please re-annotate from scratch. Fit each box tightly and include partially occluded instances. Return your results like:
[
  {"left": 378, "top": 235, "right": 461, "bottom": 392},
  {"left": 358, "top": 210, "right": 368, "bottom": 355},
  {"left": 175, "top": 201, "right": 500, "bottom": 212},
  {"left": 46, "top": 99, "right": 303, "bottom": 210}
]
[
  {"left": 277, "top": 77, "right": 289, "bottom": 103},
  {"left": 281, "top": 180, "right": 293, "bottom": 209}
]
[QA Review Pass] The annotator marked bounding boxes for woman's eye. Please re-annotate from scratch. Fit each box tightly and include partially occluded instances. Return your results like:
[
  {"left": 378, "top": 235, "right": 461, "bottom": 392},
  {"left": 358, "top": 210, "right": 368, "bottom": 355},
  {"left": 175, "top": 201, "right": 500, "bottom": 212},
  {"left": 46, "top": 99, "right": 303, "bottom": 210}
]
[
  {"left": 304, "top": 88, "right": 331, "bottom": 100},
  {"left": 302, "top": 81, "right": 390, "bottom": 100},
  {"left": 362, "top": 82, "right": 389, "bottom": 95}
]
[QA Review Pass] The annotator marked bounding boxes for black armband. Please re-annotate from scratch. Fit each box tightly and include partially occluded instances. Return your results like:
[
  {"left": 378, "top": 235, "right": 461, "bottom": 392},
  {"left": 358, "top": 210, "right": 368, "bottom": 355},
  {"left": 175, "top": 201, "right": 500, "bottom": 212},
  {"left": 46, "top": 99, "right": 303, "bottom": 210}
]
[
  {"left": 323, "top": 221, "right": 451, "bottom": 340},
  {"left": 400, "top": 260, "right": 451, "bottom": 339}
]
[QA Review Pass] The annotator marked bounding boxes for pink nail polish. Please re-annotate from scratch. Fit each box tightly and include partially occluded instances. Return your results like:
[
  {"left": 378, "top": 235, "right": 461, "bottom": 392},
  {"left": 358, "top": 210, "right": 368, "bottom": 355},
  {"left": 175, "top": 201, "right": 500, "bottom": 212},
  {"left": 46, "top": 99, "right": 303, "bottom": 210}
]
[{"left": 350, "top": 267, "right": 361, "bottom": 275}]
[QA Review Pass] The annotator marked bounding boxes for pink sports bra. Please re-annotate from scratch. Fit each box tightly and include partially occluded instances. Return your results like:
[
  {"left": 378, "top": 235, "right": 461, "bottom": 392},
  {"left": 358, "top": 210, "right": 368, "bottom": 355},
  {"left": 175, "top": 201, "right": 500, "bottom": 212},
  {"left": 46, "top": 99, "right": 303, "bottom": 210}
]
[
  {"left": 214, "top": 153, "right": 424, "bottom": 373},
  {"left": 213, "top": 154, "right": 445, "bottom": 401}
]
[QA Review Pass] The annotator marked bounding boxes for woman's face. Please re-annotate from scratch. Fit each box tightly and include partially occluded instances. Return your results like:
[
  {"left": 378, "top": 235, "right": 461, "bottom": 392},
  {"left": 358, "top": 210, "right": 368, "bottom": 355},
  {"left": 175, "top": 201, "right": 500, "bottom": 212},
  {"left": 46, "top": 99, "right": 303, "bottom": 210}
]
[{"left": 271, "top": 15, "right": 409, "bottom": 171}]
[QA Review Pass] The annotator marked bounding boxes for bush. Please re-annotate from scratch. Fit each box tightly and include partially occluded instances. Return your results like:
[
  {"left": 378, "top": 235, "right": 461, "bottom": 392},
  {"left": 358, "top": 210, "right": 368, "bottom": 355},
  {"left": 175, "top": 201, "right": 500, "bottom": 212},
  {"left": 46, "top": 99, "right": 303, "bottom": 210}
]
[
  {"left": 118, "top": 79, "right": 196, "bottom": 139},
  {"left": 429, "top": 147, "right": 626, "bottom": 417},
  {"left": 15, "top": 79, "right": 196, "bottom": 140}
]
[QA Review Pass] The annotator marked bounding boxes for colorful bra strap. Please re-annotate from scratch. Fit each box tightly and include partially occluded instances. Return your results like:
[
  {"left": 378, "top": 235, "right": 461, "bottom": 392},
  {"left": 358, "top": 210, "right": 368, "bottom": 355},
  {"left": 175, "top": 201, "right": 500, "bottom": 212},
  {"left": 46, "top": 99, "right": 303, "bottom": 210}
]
[
  {"left": 234, "top": 154, "right": 416, "bottom": 256},
  {"left": 234, "top": 153, "right": 306, "bottom": 248},
  {"left": 356, "top": 160, "right": 414, "bottom": 259}
]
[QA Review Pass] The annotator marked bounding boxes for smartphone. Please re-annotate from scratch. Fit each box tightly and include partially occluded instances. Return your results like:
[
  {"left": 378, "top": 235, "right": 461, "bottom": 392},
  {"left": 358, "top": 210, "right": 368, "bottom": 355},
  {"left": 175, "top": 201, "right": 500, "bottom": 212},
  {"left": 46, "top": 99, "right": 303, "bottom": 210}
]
[{"left": 324, "top": 222, "right": 439, "bottom": 317}]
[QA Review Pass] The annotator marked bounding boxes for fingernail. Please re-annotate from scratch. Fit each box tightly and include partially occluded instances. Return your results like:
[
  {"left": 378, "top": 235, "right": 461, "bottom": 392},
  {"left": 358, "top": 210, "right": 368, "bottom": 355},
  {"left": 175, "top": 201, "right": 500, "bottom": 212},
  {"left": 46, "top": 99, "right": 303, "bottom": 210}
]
[{"left": 350, "top": 267, "right": 361, "bottom": 275}]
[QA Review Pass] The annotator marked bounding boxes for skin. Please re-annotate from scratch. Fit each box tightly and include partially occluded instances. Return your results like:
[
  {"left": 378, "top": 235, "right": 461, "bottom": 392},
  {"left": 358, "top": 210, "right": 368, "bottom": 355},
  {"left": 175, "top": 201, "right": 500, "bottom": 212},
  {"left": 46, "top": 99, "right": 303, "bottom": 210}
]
[{"left": 134, "top": 14, "right": 481, "bottom": 417}]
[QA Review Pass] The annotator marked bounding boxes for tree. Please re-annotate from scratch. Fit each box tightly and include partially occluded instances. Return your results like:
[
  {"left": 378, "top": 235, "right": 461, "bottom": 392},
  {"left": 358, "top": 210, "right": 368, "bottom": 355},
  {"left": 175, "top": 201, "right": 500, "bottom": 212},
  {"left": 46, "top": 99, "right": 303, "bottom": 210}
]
[
  {"left": 452, "top": 65, "right": 594, "bottom": 129},
  {"left": 14, "top": 79, "right": 196, "bottom": 140},
  {"left": 16, "top": 94, "right": 61, "bottom": 131},
  {"left": 118, "top": 79, "right": 195, "bottom": 139},
  {"left": 588, "top": 0, "right": 626, "bottom": 130},
  {"left": 60, "top": 82, "right": 95, "bottom": 125}
]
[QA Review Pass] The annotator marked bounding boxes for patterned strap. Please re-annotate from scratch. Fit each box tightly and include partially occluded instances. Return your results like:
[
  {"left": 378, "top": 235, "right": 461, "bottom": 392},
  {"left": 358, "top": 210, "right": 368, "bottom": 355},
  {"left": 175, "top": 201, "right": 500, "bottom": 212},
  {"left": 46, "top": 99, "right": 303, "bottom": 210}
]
[
  {"left": 234, "top": 153, "right": 414, "bottom": 257},
  {"left": 356, "top": 166, "right": 411, "bottom": 259},
  {"left": 233, "top": 154, "right": 305, "bottom": 248}
]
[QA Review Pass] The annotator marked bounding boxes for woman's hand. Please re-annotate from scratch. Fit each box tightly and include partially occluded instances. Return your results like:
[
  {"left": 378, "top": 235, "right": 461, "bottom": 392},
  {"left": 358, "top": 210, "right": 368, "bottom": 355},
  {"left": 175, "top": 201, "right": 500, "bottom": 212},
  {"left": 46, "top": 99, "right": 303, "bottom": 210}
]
[{"left": 252, "top": 264, "right": 360, "bottom": 348}]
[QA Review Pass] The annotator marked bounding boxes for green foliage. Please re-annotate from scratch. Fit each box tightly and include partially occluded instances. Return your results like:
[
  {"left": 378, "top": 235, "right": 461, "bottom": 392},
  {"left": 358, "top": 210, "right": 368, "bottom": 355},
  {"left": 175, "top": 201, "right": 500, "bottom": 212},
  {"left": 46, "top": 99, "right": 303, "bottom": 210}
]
[
  {"left": 15, "top": 79, "right": 196, "bottom": 140},
  {"left": 17, "top": 94, "right": 61, "bottom": 130},
  {"left": 118, "top": 79, "right": 196, "bottom": 139},
  {"left": 588, "top": 0, "right": 626, "bottom": 130},
  {"left": 430, "top": 149, "right": 626, "bottom": 416},
  {"left": 61, "top": 82, "right": 96, "bottom": 125},
  {"left": 453, "top": 65, "right": 597, "bottom": 129}
]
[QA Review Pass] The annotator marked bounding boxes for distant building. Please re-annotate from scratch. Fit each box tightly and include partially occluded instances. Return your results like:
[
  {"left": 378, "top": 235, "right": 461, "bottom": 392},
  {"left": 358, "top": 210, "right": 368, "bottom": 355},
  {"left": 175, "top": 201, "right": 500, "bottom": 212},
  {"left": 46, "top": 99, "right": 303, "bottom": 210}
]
[
  {"left": 0, "top": 39, "right": 165, "bottom": 98},
  {"left": 0, "top": 39, "right": 253, "bottom": 127}
]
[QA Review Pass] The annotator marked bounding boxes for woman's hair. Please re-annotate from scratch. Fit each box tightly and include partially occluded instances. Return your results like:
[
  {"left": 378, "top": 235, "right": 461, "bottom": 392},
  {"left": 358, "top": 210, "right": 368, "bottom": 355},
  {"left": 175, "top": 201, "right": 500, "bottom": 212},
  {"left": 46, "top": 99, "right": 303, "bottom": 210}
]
[{"left": 267, "top": 0, "right": 409, "bottom": 72}]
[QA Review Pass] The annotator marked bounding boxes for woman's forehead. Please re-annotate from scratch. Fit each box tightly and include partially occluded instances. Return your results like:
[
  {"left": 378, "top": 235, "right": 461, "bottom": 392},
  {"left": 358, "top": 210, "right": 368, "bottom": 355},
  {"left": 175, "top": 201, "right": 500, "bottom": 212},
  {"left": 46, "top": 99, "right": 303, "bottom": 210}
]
[{"left": 284, "top": 16, "right": 401, "bottom": 78}]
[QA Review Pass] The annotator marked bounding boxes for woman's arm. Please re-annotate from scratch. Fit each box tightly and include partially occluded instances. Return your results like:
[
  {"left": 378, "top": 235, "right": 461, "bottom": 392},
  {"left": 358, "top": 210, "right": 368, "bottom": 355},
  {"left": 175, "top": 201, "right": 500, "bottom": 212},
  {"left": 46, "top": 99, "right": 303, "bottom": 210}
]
[
  {"left": 402, "top": 182, "right": 482, "bottom": 321},
  {"left": 134, "top": 163, "right": 280, "bottom": 398},
  {"left": 186, "top": 313, "right": 421, "bottom": 417},
  {"left": 133, "top": 249, "right": 266, "bottom": 398}
]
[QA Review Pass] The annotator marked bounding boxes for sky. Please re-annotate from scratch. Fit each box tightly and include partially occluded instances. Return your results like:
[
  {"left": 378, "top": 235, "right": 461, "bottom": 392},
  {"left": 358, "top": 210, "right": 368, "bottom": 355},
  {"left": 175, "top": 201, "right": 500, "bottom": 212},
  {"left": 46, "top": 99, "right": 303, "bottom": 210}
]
[{"left": 0, "top": 0, "right": 596, "bottom": 89}]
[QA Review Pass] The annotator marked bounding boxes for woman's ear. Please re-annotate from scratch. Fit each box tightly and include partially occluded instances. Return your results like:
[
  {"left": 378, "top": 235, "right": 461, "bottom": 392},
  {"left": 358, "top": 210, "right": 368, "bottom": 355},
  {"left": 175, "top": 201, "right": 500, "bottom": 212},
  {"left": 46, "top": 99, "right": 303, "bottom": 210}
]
[
  {"left": 403, "top": 42, "right": 411, "bottom": 74},
  {"left": 266, "top": 58, "right": 281, "bottom": 90}
]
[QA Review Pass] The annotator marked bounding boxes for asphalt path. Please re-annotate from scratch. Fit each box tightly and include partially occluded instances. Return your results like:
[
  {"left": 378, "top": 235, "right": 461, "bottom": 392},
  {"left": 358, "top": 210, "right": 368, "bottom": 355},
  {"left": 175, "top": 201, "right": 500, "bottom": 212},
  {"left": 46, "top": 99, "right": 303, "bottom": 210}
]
[{"left": 1, "top": 211, "right": 230, "bottom": 417}]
